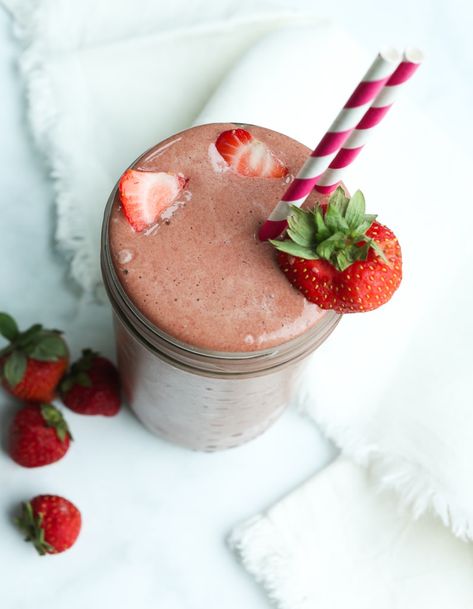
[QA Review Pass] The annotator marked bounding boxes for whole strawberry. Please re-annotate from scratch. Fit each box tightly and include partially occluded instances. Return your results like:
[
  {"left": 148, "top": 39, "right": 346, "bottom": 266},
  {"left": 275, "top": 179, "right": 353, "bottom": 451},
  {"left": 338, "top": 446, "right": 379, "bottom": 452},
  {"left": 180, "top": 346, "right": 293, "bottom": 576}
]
[
  {"left": 0, "top": 313, "right": 68, "bottom": 402},
  {"left": 16, "top": 495, "right": 81, "bottom": 555},
  {"left": 270, "top": 188, "right": 402, "bottom": 313},
  {"left": 9, "top": 403, "right": 72, "bottom": 468},
  {"left": 61, "top": 349, "right": 121, "bottom": 416}
]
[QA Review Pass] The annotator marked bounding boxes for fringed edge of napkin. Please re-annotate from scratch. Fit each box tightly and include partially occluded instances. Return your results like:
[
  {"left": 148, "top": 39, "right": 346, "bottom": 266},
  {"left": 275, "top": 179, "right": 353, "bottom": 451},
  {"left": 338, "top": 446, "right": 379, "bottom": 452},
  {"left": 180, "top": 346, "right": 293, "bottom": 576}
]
[
  {"left": 2, "top": 0, "right": 321, "bottom": 294},
  {"left": 307, "top": 407, "right": 473, "bottom": 541},
  {"left": 229, "top": 515, "right": 308, "bottom": 609},
  {"left": 2, "top": 0, "right": 99, "bottom": 291}
]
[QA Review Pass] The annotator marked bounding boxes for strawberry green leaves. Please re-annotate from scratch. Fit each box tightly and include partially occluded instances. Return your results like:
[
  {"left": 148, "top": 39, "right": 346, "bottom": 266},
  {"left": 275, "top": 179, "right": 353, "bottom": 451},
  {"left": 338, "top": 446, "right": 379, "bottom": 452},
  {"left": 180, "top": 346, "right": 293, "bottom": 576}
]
[
  {"left": 345, "top": 190, "right": 366, "bottom": 228},
  {"left": 60, "top": 349, "right": 96, "bottom": 393},
  {"left": 0, "top": 313, "right": 67, "bottom": 387},
  {"left": 40, "top": 404, "right": 72, "bottom": 443},
  {"left": 26, "top": 333, "right": 67, "bottom": 362},
  {"left": 286, "top": 206, "right": 315, "bottom": 246},
  {"left": 324, "top": 201, "right": 349, "bottom": 233},
  {"left": 270, "top": 187, "right": 386, "bottom": 272},
  {"left": 0, "top": 313, "right": 19, "bottom": 342},
  {"left": 4, "top": 351, "right": 27, "bottom": 387},
  {"left": 15, "top": 501, "right": 55, "bottom": 556},
  {"left": 268, "top": 239, "right": 318, "bottom": 260}
]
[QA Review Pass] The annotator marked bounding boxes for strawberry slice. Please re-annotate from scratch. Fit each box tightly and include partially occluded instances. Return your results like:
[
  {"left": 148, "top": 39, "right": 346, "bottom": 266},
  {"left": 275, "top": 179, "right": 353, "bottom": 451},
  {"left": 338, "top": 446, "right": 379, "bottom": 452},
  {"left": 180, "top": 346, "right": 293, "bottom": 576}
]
[
  {"left": 118, "top": 169, "right": 186, "bottom": 232},
  {"left": 215, "top": 129, "right": 287, "bottom": 178}
]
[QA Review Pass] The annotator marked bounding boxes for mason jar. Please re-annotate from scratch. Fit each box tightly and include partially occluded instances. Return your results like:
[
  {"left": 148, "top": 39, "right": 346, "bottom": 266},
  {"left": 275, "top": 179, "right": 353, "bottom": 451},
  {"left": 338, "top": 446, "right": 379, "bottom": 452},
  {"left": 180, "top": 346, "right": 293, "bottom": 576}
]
[{"left": 100, "top": 124, "right": 341, "bottom": 451}]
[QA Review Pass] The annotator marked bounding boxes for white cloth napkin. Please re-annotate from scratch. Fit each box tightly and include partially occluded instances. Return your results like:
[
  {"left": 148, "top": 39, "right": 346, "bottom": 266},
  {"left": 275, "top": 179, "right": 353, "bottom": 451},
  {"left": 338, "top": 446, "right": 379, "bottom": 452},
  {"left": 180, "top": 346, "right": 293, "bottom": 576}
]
[
  {"left": 195, "top": 19, "right": 473, "bottom": 540},
  {"left": 4, "top": 0, "right": 473, "bottom": 606},
  {"left": 230, "top": 458, "right": 473, "bottom": 609},
  {"left": 2, "top": 0, "right": 317, "bottom": 291}
]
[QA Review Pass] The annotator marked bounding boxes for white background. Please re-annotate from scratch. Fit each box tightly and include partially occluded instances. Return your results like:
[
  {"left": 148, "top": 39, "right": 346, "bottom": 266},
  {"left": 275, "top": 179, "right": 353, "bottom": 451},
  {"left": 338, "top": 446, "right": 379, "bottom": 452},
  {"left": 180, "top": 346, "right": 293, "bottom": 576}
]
[{"left": 0, "top": 1, "right": 472, "bottom": 608}]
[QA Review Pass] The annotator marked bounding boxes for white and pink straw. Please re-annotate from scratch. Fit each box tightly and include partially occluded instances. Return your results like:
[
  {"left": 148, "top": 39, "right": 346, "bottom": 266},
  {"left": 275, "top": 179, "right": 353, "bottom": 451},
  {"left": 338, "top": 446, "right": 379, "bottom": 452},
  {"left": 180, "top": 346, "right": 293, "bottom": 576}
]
[
  {"left": 258, "top": 48, "right": 423, "bottom": 241},
  {"left": 314, "top": 48, "right": 424, "bottom": 194}
]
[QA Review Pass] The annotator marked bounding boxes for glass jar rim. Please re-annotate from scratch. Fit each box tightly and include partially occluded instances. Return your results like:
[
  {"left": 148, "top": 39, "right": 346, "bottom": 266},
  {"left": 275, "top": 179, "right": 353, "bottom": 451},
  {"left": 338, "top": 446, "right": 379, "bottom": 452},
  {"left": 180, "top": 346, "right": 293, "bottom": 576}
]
[{"left": 101, "top": 184, "right": 341, "bottom": 375}]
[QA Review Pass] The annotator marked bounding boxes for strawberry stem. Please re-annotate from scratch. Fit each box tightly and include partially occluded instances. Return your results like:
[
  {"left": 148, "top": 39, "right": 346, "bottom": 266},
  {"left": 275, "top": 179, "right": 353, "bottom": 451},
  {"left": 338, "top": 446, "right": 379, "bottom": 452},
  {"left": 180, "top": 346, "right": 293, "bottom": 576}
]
[
  {"left": 0, "top": 313, "right": 68, "bottom": 387},
  {"left": 40, "top": 404, "right": 73, "bottom": 443},
  {"left": 15, "top": 502, "right": 54, "bottom": 556},
  {"left": 60, "top": 349, "right": 97, "bottom": 393},
  {"left": 270, "top": 187, "right": 385, "bottom": 272}
]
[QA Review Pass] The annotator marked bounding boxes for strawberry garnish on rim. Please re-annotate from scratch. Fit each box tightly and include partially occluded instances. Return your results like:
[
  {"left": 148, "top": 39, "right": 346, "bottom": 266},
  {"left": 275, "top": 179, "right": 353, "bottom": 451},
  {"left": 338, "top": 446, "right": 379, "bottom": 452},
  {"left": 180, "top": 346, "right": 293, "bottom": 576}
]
[
  {"left": 215, "top": 128, "right": 287, "bottom": 178},
  {"left": 269, "top": 187, "right": 402, "bottom": 313},
  {"left": 118, "top": 169, "right": 186, "bottom": 232}
]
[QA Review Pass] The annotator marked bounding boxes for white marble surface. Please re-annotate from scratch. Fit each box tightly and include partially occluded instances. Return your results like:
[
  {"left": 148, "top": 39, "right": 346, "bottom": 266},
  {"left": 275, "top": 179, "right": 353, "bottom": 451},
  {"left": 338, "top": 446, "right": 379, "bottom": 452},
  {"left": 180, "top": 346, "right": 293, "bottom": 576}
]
[
  {"left": 0, "top": 1, "right": 472, "bottom": 608},
  {"left": 0, "top": 8, "right": 336, "bottom": 606}
]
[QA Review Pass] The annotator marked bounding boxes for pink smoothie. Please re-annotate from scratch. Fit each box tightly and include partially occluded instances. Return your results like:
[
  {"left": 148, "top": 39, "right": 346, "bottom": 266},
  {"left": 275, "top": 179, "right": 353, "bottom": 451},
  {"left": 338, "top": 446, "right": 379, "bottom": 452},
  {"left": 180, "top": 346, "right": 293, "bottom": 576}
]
[{"left": 108, "top": 123, "right": 328, "bottom": 352}]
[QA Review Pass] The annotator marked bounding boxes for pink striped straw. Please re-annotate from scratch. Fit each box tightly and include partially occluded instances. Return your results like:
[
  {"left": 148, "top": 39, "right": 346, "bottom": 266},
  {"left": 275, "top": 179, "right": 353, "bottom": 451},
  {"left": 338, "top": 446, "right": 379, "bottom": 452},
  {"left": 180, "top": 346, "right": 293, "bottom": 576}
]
[
  {"left": 314, "top": 48, "right": 424, "bottom": 194},
  {"left": 258, "top": 49, "right": 401, "bottom": 241}
]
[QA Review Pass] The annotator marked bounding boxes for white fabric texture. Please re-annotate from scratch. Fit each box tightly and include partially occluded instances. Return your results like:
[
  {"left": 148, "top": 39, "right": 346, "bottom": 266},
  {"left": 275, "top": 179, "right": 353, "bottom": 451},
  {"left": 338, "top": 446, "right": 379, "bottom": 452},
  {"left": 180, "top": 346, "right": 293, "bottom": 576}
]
[
  {"left": 230, "top": 458, "right": 473, "bottom": 609},
  {"left": 3, "top": 0, "right": 318, "bottom": 291},
  {"left": 3, "top": 0, "right": 473, "bottom": 605},
  {"left": 198, "top": 23, "right": 473, "bottom": 541}
]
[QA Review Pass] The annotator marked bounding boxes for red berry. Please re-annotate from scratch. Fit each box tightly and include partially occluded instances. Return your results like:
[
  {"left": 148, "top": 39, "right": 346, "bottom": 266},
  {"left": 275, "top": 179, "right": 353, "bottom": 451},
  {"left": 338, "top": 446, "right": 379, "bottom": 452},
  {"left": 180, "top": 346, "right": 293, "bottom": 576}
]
[
  {"left": 2, "top": 358, "right": 68, "bottom": 402},
  {"left": 9, "top": 404, "right": 72, "bottom": 468},
  {"left": 270, "top": 189, "right": 402, "bottom": 314},
  {"left": 215, "top": 128, "right": 287, "bottom": 178},
  {"left": 16, "top": 495, "right": 81, "bottom": 555},
  {"left": 0, "top": 314, "right": 69, "bottom": 402},
  {"left": 118, "top": 169, "right": 186, "bottom": 232},
  {"left": 61, "top": 349, "right": 121, "bottom": 416}
]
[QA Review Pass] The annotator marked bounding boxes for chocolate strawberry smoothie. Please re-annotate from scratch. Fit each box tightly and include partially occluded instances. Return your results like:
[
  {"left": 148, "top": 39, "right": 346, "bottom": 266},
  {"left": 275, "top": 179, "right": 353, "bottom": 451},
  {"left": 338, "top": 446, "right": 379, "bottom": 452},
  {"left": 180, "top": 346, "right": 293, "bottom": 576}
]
[
  {"left": 108, "top": 123, "right": 329, "bottom": 353},
  {"left": 102, "top": 123, "right": 340, "bottom": 450}
]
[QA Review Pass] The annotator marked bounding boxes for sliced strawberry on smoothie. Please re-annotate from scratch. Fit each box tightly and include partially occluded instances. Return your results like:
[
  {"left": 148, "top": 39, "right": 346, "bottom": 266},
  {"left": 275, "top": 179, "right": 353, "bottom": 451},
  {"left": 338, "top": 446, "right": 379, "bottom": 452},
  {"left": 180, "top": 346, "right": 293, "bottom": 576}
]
[
  {"left": 215, "top": 128, "right": 287, "bottom": 178},
  {"left": 118, "top": 169, "right": 186, "bottom": 232}
]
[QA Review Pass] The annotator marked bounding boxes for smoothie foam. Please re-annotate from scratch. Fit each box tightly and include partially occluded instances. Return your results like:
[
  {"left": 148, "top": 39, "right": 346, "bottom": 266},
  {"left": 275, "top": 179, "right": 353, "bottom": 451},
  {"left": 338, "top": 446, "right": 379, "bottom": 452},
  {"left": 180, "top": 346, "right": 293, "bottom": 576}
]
[{"left": 109, "top": 123, "right": 328, "bottom": 352}]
